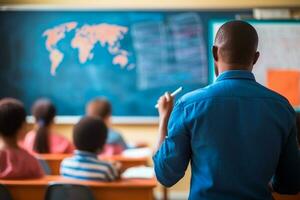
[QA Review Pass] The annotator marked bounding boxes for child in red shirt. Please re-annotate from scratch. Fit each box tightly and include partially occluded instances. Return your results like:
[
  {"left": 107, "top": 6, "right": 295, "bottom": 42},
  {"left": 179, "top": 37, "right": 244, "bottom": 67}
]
[
  {"left": 22, "top": 99, "right": 73, "bottom": 154},
  {"left": 0, "top": 98, "right": 44, "bottom": 179}
]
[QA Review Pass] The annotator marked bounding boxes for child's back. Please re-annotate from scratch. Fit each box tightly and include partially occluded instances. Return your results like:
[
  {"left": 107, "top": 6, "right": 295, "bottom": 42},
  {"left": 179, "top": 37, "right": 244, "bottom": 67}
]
[
  {"left": 0, "top": 147, "right": 43, "bottom": 179},
  {"left": 61, "top": 150, "right": 118, "bottom": 181},
  {"left": 0, "top": 98, "right": 44, "bottom": 179},
  {"left": 23, "top": 130, "right": 73, "bottom": 154},
  {"left": 60, "top": 116, "right": 119, "bottom": 181},
  {"left": 22, "top": 99, "right": 74, "bottom": 154}
]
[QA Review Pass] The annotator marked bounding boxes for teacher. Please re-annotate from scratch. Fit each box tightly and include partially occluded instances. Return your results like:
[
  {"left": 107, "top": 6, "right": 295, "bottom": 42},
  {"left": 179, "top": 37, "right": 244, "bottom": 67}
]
[{"left": 153, "top": 20, "right": 300, "bottom": 200}]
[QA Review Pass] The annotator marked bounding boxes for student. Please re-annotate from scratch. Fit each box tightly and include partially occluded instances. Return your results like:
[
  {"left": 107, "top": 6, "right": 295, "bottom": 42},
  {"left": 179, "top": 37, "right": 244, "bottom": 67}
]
[
  {"left": 86, "top": 98, "right": 128, "bottom": 155},
  {"left": 23, "top": 99, "right": 73, "bottom": 154},
  {"left": 60, "top": 116, "right": 120, "bottom": 181},
  {"left": 0, "top": 98, "right": 44, "bottom": 179}
]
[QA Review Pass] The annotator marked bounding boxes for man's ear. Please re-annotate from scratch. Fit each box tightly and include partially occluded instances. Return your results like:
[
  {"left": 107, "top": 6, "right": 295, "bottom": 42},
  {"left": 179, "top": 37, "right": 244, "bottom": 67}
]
[
  {"left": 212, "top": 46, "right": 218, "bottom": 62},
  {"left": 253, "top": 51, "right": 260, "bottom": 65},
  {"left": 212, "top": 46, "right": 219, "bottom": 77}
]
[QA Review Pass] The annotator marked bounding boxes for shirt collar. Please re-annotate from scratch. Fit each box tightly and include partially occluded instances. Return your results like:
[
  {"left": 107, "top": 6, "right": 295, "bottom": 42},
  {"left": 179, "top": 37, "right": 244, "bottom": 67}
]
[
  {"left": 215, "top": 70, "right": 256, "bottom": 82},
  {"left": 75, "top": 150, "right": 98, "bottom": 158}
]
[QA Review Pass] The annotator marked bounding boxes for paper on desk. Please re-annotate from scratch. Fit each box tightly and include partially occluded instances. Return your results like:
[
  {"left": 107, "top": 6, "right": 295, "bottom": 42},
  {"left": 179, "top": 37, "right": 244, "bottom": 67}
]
[
  {"left": 122, "top": 147, "right": 152, "bottom": 158},
  {"left": 121, "top": 166, "right": 154, "bottom": 179}
]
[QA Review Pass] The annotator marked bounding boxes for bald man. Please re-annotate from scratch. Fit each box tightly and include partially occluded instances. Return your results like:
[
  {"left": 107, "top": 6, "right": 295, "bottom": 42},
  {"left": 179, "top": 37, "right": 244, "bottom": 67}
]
[{"left": 153, "top": 20, "right": 300, "bottom": 200}]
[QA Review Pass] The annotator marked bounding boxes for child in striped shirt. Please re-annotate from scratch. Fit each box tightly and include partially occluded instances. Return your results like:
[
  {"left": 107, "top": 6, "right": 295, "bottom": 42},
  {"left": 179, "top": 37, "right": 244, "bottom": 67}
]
[{"left": 60, "top": 117, "right": 120, "bottom": 181}]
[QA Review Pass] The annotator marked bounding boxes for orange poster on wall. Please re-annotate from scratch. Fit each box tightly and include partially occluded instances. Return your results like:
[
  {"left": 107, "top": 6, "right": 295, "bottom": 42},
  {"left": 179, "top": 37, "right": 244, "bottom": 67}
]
[{"left": 267, "top": 69, "right": 300, "bottom": 107}]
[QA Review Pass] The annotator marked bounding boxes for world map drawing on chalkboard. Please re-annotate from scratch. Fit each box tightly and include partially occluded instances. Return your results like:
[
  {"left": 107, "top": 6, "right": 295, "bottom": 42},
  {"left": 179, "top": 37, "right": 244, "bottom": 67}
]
[
  {"left": 43, "top": 22, "right": 132, "bottom": 75},
  {"left": 2, "top": 11, "right": 242, "bottom": 116}
]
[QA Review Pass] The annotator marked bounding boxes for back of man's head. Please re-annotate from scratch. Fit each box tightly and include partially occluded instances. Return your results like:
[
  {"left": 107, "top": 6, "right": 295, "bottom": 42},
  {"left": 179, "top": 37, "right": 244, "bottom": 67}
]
[{"left": 213, "top": 20, "right": 259, "bottom": 72}]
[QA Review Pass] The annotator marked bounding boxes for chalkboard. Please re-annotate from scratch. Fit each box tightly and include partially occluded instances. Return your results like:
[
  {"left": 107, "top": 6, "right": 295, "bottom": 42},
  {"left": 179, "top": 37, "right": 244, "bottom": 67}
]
[
  {"left": 0, "top": 9, "right": 250, "bottom": 116},
  {"left": 209, "top": 20, "right": 300, "bottom": 111}
]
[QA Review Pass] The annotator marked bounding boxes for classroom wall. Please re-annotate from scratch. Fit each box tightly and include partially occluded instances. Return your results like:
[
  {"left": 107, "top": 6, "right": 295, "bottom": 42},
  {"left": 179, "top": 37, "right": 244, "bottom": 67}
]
[
  {"left": 1, "top": 0, "right": 300, "bottom": 9},
  {"left": 7, "top": 0, "right": 299, "bottom": 199},
  {"left": 25, "top": 123, "right": 160, "bottom": 148}
]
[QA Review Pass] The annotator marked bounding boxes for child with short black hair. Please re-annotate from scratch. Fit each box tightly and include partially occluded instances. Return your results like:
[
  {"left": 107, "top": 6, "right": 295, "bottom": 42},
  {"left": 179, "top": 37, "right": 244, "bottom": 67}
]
[
  {"left": 60, "top": 116, "right": 119, "bottom": 181},
  {"left": 0, "top": 98, "right": 44, "bottom": 179}
]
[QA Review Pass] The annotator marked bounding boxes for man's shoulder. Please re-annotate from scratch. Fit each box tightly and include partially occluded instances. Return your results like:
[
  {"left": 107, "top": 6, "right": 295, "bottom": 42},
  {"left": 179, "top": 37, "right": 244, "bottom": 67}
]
[
  {"left": 178, "top": 82, "right": 295, "bottom": 114},
  {"left": 178, "top": 84, "right": 221, "bottom": 106},
  {"left": 254, "top": 83, "right": 295, "bottom": 114}
]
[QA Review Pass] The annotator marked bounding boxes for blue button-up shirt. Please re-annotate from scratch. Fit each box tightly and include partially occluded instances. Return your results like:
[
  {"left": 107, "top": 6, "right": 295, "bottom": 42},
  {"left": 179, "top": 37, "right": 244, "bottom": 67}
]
[{"left": 153, "top": 70, "right": 300, "bottom": 200}]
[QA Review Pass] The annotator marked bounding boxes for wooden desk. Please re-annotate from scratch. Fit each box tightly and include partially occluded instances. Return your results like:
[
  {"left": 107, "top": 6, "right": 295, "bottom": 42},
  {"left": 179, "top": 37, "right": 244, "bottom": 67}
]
[
  {"left": 38, "top": 154, "right": 148, "bottom": 175},
  {"left": 100, "top": 155, "right": 149, "bottom": 170},
  {"left": 0, "top": 175, "right": 156, "bottom": 200},
  {"left": 273, "top": 193, "right": 300, "bottom": 200}
]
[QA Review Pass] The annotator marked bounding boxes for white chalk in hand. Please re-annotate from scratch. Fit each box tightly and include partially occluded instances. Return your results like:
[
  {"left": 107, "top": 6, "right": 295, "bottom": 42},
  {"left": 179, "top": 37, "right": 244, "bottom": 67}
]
[{"left": 155, "top": 87, "right": 183, "bottom": 108}]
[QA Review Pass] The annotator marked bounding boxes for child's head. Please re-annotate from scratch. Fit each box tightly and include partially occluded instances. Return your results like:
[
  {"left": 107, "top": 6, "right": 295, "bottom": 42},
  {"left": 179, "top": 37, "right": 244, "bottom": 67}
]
[
  {"left": 31, "top": 99, "right": 56, "bottom": 153},
  {"left": 86, "top": 98, "right": 112, "bottom": 125},
  {"left": 0, "top": 98, "right": 26, "bottom": 139},
  {"left": 73, "top": 116, "right": 108, "bottom": 153},
  {"left": 32, "top": 99, "right": 56, "bottom": 126}
]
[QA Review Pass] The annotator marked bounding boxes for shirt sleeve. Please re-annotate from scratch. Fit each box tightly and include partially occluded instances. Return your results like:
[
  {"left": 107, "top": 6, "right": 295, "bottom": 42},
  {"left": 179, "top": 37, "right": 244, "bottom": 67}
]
[
  {"left": 26, "top": 153, "right": 44, "bottom": 179},
  {"left": 33, "top": 158, "right": 45, "bottom": 178},
  {"left": 107, "top": 130, "right": 128, "bottom": 150},
  {"left": 116, "top": 134, "right": 128, "bottom": 150},
  {"left": 65, "top": 142, "right": 75, "bottom": 154},
  {"left": 105, "top": 163, "right": 119, "bottom": 181},
  {"left": 271, "top": 121, "right": 300, "bottom": 194},
  {"left": 153, "top": 100, "right": 191, "bottom": 187}
]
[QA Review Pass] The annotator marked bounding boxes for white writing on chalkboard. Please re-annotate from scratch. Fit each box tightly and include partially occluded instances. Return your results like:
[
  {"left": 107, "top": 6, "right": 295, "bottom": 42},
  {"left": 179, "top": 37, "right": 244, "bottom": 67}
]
[{"left": 132, "top": 13, "right": 207, "bottom": 90}]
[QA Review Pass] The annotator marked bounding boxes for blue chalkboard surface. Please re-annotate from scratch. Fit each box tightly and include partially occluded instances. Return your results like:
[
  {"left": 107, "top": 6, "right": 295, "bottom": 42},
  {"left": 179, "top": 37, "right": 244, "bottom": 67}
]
[{"left": 0, "top": 10, "right": 250, "bottom": 116}]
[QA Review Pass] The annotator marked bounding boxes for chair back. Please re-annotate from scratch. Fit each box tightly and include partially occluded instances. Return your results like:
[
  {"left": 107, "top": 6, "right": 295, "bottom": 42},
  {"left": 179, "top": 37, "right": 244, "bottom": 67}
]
[
  {"left": 45, "top": 183, "right": 95, "bottom": 200},
  {"left": 0, "top": 184, "right": 13, "bottom": 200}
]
